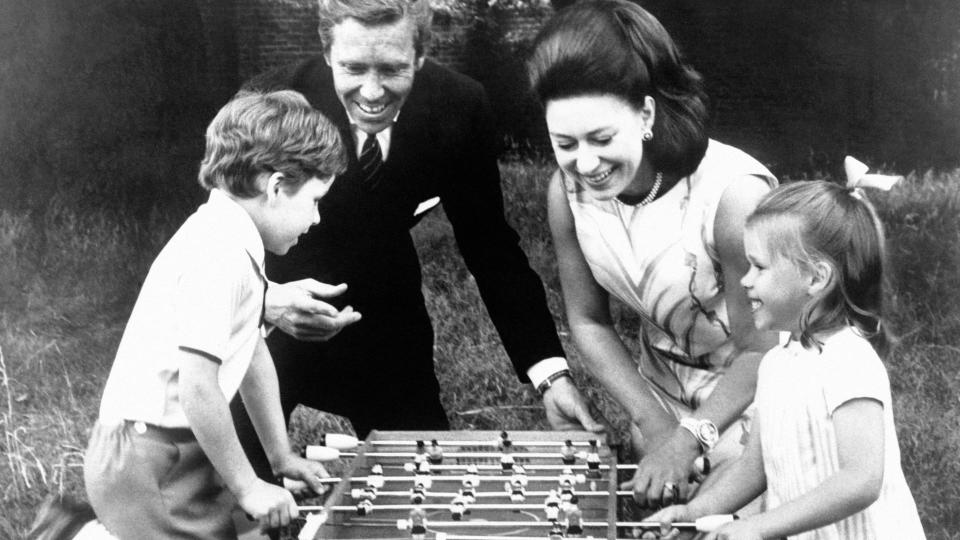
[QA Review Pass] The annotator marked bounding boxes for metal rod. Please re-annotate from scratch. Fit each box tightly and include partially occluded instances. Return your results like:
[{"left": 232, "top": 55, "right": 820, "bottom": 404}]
[
  {"left": 359, "top": 440, "right": 601, "bottom": 448},
  {"left": 387, "top": 520, "right": 696, "bottom": 529},
  {"left": 319, "top": 503, "right": 551, "bottom": 512},
  {"left": 332, "top": 474, "right": 595, "bottom": 484},
  {"left": 383, "top": 463, "right": 632, "bottom": 472},
  {"left": 341, "top": 451, "right": 574, "bottom": 459},
  {"left": 349, "top": 490, "right": 633, "bottom": 499}
]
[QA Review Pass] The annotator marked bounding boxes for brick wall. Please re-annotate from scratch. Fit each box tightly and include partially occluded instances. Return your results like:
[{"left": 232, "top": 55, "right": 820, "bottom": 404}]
[
  {"left": 234, "top": 0, "right": 322, "bottom": 80},
  {"left": 199, "top": 1, "right": 549, "bottom": 80},
  {"left": 196, "top": 0, "right": 960, "bottom": 168},
  {"left": 196, "top": 0, "right": 239, "bottom": 104}
]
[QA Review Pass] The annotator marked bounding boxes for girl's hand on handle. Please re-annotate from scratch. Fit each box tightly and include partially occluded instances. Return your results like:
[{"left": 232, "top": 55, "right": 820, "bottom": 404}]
[
  {"left": 703, "top": 519, "right": 762, "bottom": 540},
  {"left": 644, "top": 504, "right": 698, "bottom": 539}
]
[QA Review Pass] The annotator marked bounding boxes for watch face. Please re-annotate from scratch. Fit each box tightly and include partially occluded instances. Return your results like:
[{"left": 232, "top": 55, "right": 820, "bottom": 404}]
[{"left": 698, "top": 422, "right": 719, "bottom": 445}]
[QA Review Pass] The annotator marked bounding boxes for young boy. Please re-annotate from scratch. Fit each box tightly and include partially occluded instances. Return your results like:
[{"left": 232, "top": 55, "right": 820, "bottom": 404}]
[{"left": 83, "top": 90, "right": 347, "bottom": 539}]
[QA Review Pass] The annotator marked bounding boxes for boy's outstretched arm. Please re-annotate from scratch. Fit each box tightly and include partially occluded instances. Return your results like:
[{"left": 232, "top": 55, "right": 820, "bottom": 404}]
[
  {"left": 240, "top": 337, "right": 330, "bottom": 492},
  {"left": 178, "top": 349, "right": 299, "bottom": 533}
]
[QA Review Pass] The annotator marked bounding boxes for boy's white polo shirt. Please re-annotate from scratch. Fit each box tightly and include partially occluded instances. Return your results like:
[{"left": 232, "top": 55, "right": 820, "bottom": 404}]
[{"left": 98, "top": 188, "right": 267, "bottom": 428}]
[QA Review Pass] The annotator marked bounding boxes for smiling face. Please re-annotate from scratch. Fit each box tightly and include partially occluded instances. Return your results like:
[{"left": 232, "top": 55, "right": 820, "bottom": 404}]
[
  {"left": 325, "top": 16, "right": 423, "bottom": 135},
  {"left": 740, "top": 227, "right": 815, "bottom": 336},
  {"left": 544, "top": 94, "right": 653, "bottom": 201},
  {"left": 260, "top": 175, "right": 334, "bottom": 255}
]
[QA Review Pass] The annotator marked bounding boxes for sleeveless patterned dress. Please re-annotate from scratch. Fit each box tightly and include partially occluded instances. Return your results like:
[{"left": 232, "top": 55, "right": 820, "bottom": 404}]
[{"left": 565, "top": 140, "right": 776, "bottom": 412}]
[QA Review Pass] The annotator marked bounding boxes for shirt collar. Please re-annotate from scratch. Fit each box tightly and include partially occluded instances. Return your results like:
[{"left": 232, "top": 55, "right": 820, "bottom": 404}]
[
  {"left": 206, "top": 188, "right": 266, "bottom": 280},
  {"left": 352, "top": 125, "right": 393, "bottom": 160},
  {"left": 347, "top": 110, "right": 401, "bottom": 160}
]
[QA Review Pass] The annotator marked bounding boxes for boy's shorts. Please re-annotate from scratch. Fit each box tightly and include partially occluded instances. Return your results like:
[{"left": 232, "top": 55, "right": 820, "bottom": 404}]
[{"left": 84, "top": 420, "right": 237, "bottom": 539}]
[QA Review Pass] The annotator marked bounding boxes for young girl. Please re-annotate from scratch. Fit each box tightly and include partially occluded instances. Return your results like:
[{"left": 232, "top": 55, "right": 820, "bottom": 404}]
[{"left": 650, "top": 167, "right": 925, "bottom": 539}]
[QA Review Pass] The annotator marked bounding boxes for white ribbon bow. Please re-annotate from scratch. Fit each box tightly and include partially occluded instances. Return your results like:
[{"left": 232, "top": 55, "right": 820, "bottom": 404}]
[{"left": 844, "top": 156, "right": 902, "bottom": 191}]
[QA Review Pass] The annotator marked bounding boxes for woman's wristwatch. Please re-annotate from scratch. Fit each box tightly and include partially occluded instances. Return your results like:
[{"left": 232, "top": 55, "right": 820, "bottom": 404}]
[
  {"left": 679, "top": 417, "right": 719, "bottom": 453},
  {"left": 536, "top": 369, "right": 572, "bottom": 395}
]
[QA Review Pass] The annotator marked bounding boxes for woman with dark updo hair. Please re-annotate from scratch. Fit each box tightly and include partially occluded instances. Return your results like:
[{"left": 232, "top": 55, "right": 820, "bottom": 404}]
[{"left": 527, "top": 0, "right": 779, "bottom": 508}]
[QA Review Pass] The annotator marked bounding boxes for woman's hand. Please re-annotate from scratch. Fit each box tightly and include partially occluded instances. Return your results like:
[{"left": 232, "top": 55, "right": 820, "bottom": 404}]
[{"left": 622, "top": 426, "right": 702, "bottom": 508}]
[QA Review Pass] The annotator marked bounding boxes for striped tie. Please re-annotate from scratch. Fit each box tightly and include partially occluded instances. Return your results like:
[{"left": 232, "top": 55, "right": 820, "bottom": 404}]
[{"left": 358, "top": 133, "right": 383, "bottom": 190}]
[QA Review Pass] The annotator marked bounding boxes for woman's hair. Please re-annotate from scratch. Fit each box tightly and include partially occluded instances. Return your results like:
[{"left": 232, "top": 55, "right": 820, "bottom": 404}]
[
  {"left": 198, "top": 90, "right": 347, "bottom": 198},
  {"left": 526, "top": 0, "right": 708, "bottom": 179},
  {"left": 318, "top": 0, "right": 432, "bottom": 59},
  {"left": 746, "top": 181, "right": 892, "bottom": 354}
]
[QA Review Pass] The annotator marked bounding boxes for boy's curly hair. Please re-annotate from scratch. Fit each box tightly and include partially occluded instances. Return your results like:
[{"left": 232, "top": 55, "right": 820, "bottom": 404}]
[{"left": 198, "top": 90, "right": 347, "bottom": 198}]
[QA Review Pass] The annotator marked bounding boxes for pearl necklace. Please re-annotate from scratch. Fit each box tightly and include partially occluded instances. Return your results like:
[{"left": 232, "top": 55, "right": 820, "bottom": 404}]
[
  {"left": 638, "top": 171, "right": 664, "bottom": 205},
  {"left": 619, "top": 171, "right": 663, "bottom": 206}
]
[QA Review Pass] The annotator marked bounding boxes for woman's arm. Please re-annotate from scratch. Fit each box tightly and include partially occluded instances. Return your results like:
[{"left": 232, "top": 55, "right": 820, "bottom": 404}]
[
  {"left": 548, "top": 173, "right": 676, "bottom": 434},
  {"left": 706, "top": 399, "right": 885, "bottom": 539},
  {"left": 550, "top": 174, "right": 695, "bottom": 504},
  {"left": 626, "top": 176, "right": 778, "bottom": 506},
  {"left": 687, "top": 413, "right": 768, "bottom": 516},
  {"left": 695, "top": 175, "right": 780, "bottom": 430},
  {"left": 646, "top": 417, "right": 768, "bottom": 531}
]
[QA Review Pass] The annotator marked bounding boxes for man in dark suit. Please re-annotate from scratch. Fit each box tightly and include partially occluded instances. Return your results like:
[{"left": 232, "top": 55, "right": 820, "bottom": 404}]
[{"left": 232, "top": 0, "right": 602, "bottom": 489}]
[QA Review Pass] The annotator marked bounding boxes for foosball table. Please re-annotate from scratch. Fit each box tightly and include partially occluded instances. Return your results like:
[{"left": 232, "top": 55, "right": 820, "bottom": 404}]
[{"left": 292, "top": 430, "right": 733, "bottom": 540}]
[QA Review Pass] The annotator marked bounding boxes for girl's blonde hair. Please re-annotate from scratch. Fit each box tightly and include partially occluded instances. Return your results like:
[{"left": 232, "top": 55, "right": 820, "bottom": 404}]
[{"left": 746, "top": 180, "right": 892, "bottom": 354}]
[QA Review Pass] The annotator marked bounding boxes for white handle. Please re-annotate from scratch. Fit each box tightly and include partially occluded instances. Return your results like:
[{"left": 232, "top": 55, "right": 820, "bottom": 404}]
[
  {"left": 322, "top": 433, "right": 360, "bottom": 450},
  {"left": 305, "top": 445, "right": 341, "bottom": 461}
]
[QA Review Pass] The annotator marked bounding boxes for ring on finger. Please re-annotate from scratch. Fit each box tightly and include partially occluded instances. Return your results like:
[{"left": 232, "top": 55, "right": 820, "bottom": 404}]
[{"left": 663, "top": 482, "right": 678, "bottom": 496}]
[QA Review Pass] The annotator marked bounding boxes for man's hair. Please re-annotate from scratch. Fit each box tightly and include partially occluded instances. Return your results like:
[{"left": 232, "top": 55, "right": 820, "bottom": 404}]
[
  {"left": 527, "top": 0, "right": 708, "bottom": 179},
  {"left": 198, "top": 90, "right": 347, "bottom": 198},
  {"left": 318, "top": 0, "right": 432, "bottom": 58}
]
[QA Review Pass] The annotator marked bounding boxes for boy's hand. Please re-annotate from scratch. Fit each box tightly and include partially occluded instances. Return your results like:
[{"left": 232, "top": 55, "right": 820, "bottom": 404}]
[
  {"left": 237, "top": 479, "right": 299, "bottom": 533},
  {"left": 266, "top": 279, "right": 362, "bottom": 341},
  {"left": 275, "top": 454, "right": 331, "bottom": 496}
]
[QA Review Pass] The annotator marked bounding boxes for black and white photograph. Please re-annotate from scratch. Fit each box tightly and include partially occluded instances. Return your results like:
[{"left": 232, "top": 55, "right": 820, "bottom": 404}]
[{"left": 1, "top": 0, "right": 958, "bottom": 538}]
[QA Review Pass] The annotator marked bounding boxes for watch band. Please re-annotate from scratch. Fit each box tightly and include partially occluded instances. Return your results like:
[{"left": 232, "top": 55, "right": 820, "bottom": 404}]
[{"left": 536, "top": 369, "right": 572, "bottom": 395}]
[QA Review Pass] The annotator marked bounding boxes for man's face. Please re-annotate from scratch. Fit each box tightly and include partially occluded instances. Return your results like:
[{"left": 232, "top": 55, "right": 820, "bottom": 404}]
[{"left": 325, "top": 16, "right": 423, "bottom": 135}]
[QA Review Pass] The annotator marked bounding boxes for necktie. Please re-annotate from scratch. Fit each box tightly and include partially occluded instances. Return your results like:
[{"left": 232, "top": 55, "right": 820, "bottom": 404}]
[{"left": 358, "top": 133, "right": 384, "bottom": 190}]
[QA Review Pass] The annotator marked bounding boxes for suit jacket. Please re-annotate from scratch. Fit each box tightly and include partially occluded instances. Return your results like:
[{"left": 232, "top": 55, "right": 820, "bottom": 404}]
[{"left": 245, "top": 57, "right": 563, "bottom": 381}]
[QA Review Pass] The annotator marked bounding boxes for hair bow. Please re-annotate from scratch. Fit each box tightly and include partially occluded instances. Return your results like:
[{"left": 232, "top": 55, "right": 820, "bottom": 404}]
[{"left": 844, "top": 156, "right": 902, "bottom": 192}]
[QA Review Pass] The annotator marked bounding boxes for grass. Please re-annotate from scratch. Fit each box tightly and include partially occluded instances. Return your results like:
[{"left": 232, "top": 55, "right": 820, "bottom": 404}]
[{"left": 1, "top": 162, "right": 959, "bottom": 539}]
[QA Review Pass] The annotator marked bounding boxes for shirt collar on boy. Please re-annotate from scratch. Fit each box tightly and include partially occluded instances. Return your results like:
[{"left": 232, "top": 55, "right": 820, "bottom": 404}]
[{"left": 207, "top": 188, "right": 266, "bottom": 281}]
